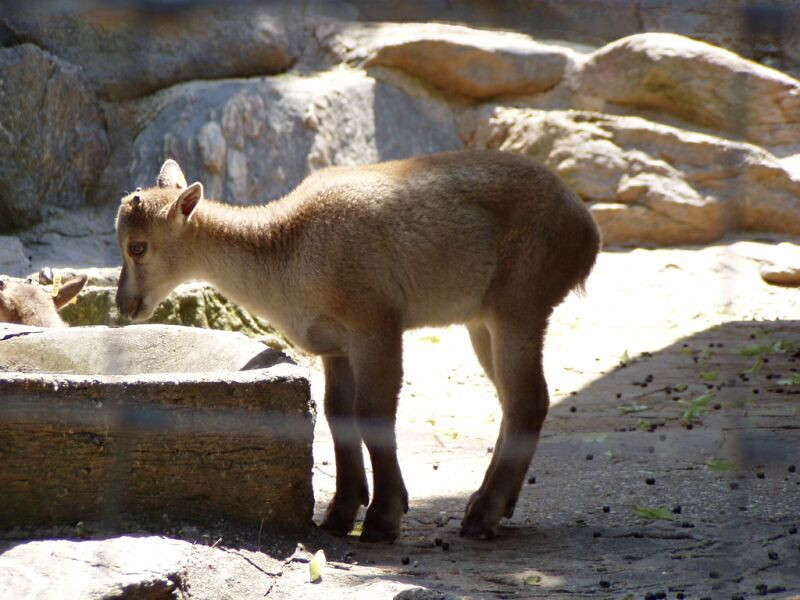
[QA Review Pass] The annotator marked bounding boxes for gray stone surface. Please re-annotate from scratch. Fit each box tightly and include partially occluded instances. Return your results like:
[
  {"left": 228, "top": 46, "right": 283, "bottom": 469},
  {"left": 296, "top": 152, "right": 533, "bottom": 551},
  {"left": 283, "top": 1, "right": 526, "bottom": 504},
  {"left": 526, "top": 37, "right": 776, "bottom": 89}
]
[
  {"left": 0, "top": 236, "right": 29, "bottom": 277},
  {"left": 317, "top": 21, "right": 575, "bottom": 99},
  {"left": 2, "top": 3, "right": 304, "bottom": 100},
  {"left": 100, "top": 68, "right": 462, "bottom": 206},
  {"left": 0, "top": 323, "right": 286, "bottom": 374},
  {"left": 0, "top": 536, "right": 283, "bottom": 600},
  {"left": 0, "top": 44, "right": 109, "bottom": 231},
  {"left": 0, "top": 324, "right": 313, "bottom": 530},
  {"left": 334, "top": 0, "right": 800, "bottom": 79},
  {"left": 574, "top": 33, "right": 800, "bottom": 152}
]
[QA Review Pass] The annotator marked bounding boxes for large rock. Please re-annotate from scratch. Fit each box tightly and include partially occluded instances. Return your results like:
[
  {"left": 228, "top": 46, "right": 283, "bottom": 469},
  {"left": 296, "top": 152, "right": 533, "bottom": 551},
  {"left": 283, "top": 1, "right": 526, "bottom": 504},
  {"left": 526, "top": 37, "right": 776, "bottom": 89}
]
[
  {"left": 470, "top": 107, "right": 800, "bottom": 245},
  {"left": 0, "top": 536, "right": 282, "bottom": 599},
  {"left": 0, "top": 44, "right": 109, "bottom": 231},
  {"left": 61, "top": 278, "right": 289, "bottom": 349},
  {"left": 574, "top": 33, "right": 800, "bottom": 151},
  {"left": 2, "top": 4, "right": 304, "bottom": 101},
  {"left": 100, "top": 68, "right": 462, "bottom": 205},
  {"left": 317, "top": 20, "right": 575, "bottom": 99},
  {"left": 0, "top": 236, "right": 29, "bottom": 277},
  {"left": 0, "top": 324, "right": 313, "bottom": 530},
  {"left": 332, "top": 1, "right": 800, "bottom": 79}
]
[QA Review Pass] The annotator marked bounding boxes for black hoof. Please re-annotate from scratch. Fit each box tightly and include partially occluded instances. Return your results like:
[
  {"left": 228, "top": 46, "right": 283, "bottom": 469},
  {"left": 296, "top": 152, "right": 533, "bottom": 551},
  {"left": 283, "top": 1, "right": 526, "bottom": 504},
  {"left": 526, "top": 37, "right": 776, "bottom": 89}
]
[
  {"left": 359, "top": 525, "right": 399, "bottom": 544},
  {"left": 320, "top": 515, "right": 354, "bottom": 537},
  {"left": 459, "top": 519, "right": 497, "bottom": 540}
]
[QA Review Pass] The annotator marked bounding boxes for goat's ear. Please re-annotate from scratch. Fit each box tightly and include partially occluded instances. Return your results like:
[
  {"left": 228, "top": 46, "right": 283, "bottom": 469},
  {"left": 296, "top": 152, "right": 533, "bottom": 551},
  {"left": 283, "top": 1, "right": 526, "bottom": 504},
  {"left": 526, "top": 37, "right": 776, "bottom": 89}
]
[
  {"left": 53, "top": 275, "right": 88, "bottom": 311},
  {"left": 171, "top": 182, "right": 203, "bottom": 224},
  {"left": 157, "top": 159, "right": 187, "bottom": 190}
]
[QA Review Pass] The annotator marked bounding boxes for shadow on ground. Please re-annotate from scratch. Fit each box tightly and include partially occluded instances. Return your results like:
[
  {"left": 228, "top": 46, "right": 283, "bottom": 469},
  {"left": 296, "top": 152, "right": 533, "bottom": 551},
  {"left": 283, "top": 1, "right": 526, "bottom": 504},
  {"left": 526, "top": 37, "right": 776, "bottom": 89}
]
[{"left": 306, "top": 319, "right": 800, "bottom": 599}]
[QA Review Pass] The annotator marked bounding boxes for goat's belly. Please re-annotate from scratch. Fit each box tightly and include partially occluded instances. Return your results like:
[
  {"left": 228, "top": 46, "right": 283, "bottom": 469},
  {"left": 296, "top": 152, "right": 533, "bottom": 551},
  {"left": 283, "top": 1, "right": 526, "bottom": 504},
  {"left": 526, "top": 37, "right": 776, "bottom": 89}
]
[{"left": 402, "top": 290, "right": 485, "bottom": 329}]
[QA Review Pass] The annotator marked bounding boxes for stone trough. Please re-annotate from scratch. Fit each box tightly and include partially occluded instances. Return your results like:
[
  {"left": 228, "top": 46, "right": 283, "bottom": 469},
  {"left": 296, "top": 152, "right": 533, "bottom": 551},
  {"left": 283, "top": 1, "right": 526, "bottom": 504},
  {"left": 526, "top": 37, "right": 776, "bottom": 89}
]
[{"left": 0, "top": 324, "right": 314, "bottom": 532}]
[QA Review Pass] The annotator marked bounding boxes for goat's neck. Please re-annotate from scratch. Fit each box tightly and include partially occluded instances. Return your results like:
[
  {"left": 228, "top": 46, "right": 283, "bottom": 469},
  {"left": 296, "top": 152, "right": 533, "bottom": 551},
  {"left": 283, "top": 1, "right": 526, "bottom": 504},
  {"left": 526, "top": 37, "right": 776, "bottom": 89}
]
[{"left": 186, "top": 202, "right": 287, "bottom": 308}]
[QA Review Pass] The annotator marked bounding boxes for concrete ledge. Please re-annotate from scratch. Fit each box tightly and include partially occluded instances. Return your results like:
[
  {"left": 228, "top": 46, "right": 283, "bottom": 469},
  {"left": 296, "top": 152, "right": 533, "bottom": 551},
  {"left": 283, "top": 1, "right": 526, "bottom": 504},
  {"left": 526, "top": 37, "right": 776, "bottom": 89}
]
[{"left": 0, "top": 324, "right": 314, "bottom": 532}]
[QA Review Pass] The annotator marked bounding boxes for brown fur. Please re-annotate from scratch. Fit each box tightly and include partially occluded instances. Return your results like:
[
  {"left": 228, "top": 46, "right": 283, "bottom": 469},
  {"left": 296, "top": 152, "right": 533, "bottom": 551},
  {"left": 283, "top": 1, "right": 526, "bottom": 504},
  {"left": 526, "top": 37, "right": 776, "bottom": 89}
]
[
  {"left": 115, "top": 150, "right": 600, "bottom": 541},
  {"left": 0, "top": 272, "right": 87, "bottom": 327}
]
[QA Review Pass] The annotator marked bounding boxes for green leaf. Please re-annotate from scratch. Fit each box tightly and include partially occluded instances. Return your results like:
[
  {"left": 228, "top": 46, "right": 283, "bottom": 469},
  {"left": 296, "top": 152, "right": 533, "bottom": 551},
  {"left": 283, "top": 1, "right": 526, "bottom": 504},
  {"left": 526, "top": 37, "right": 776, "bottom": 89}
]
[
  {"left": 738, "top": 343, "right": 773, "bottom": 357},
  {"left": 738, "top": 339, "right": 797, "bottom": 357},
  {"left": 523, "top": 575, "right": 542, "bottom": 586},
  {"left": 620, "top": 404, "right": 649, "bottom": 414},
  {"left": 682, "top": 393, "right": 712, "bottom": 425},
  {"left": 634, "top": 505, "right": 673, "bottom": 520},
  {"left": 745, "top": 356, "right": 764, "bottom": 375},
  {"left": 707, "top": 458, "right": 736, "bottom": 471},
  {"left": 697, "top": 349, "right": 714, "bottom": 365},
  {"left": 772, "top": 339, "right": 796, "bottom": 354},
  {"left": 309, "top": 549, "right": 327, "bottom": 583},
  {"left": 637, "top": 419, "right": 653, "bottom": 431},
  {"left": 778, "top": 374, "right": 800, "bottom": 386},
  {"left": 700, "top": 370, "right": 719, "bottom": 381},
  {"left": 619, "top": 350, "right": 631, "bottom": 366},
  {"left": 673, "top": 383, "right": 688, "bottom": 392}
]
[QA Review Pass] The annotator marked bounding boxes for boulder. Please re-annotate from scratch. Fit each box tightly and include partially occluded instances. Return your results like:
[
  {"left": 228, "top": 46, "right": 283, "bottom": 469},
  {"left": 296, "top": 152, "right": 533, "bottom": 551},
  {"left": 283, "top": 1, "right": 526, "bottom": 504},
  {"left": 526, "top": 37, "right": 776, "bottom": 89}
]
[
  {"left": 574, "top": 33, "right": 800, "bottom": 151},
  {"left": 330, "top": 1, "right": 800, "bottom": 80},
  {"left": 0, "top": 536, "right": 282, "bottom": 599},
  {"left": 0, "top": 236, "right": 29, "bottom": 277},
  {"left": 761, "top": 265, "right": 800, "bottom": 286},
  {"left": 0, "top": 44, "right": 109, "bottom": 231},
  {"left": 2, "top": 3, "right": 304, "bottom": 100},
  {"left": 60, "top": 279, "right": 289, "bottom": 349},
  {"left": 0, "top": 324, "right": 313, "bottom": 530},
  {"left": 470, "top": 107, "right": 800, "bottom": 245},
  {"left": 100, "top": 68, "right": 462, "bottom": 205},
  {"left": 317, "top": 20, "right": 575, "bottom": 99},
  {"left": 15, "top": 206, "right": 120, "bottom": 272}
]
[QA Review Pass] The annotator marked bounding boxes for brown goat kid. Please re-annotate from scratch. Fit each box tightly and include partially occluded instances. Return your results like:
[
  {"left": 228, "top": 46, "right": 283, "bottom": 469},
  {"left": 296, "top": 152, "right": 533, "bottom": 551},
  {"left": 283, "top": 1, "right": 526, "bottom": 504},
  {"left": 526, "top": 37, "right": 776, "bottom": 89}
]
[
  {"left": 0, "top": 272, "right": 87, "bottom": 327},
  {"left": 115, "top": 150, "right": 600, "bottom": 542}
]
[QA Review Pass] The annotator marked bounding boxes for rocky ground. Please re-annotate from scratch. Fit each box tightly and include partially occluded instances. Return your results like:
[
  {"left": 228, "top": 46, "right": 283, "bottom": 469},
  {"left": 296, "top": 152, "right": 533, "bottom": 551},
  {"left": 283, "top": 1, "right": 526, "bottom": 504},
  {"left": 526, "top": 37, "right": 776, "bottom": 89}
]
[{"left": 3, "top": 236, "right": 799, "bottom": 599}]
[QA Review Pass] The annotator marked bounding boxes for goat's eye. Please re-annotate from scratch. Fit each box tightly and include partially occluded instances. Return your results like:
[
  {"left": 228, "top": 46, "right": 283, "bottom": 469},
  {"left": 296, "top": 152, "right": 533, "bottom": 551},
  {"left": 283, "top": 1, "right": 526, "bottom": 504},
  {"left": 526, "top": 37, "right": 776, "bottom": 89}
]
[{"left": 128, "top": 241, "right": 147, "bottom": 257}]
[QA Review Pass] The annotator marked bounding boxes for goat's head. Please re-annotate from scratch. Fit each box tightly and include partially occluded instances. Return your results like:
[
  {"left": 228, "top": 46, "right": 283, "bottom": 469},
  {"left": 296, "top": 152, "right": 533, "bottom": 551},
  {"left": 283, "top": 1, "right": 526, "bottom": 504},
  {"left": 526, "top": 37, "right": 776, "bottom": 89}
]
[
  {"left": 115, "top": 159, "right": 205, "bottom": 321},
  {"left": 0, "top": 271, "right": 87, "bottom": 327}
]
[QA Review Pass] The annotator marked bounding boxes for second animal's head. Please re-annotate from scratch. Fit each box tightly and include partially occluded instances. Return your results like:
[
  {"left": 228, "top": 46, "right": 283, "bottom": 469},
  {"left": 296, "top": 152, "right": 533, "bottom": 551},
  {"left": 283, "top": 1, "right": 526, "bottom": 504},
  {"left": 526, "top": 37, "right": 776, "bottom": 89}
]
[
  {"left": 115, "top": 159, "right": 205, "bottom": 322},
  {"left": 0, "top": 271, "right": 87, "bottom": 327}
]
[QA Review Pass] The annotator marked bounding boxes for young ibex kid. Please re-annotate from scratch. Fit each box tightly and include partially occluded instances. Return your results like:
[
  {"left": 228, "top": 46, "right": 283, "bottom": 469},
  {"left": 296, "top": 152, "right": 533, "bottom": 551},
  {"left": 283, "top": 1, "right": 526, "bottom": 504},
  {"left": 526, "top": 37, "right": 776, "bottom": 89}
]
[
  {"left": 0, "top": 270, "right": 87, "bottom": 327},
  {"left": 115, "top": 150, "right": 600, "bottom": 542}
]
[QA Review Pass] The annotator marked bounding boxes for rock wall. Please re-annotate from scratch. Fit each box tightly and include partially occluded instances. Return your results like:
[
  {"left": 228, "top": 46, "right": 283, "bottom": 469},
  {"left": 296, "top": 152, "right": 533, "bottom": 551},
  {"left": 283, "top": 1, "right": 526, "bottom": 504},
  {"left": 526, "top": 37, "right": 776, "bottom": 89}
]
[{"left": 1, "top": 1, "right": 799, "bottom": 265}]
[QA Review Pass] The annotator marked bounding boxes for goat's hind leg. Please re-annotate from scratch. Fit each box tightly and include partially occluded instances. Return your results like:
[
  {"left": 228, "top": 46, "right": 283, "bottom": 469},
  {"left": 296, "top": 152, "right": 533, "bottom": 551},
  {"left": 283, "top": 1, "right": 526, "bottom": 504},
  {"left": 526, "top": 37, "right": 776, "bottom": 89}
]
[
  {"left": 320, "top": 355, "right": 370, "bottom": 536},
  {"left": 461, "top": 313, "right": 550, "bottom": 539}
]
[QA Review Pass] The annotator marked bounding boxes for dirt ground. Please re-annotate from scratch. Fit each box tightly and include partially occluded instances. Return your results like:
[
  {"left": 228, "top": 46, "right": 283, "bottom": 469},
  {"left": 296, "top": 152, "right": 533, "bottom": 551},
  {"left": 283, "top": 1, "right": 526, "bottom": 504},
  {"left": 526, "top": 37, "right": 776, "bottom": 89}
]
[{"left": 273, "top": 237, "right": 800, "bottom": 599}]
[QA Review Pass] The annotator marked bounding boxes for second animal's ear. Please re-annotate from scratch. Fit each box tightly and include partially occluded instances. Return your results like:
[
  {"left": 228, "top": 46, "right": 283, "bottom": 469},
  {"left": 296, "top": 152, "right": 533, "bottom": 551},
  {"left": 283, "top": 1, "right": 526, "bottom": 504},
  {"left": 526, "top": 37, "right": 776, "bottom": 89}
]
[
  {"left": 53, "top": 275, "right": 88, "bottom": 311},
  {"left": 157, "top": 159, "right": 187, "bottom": 190},
  {"left": 171, "top": 182, "right": 204, "bottom": 224}
]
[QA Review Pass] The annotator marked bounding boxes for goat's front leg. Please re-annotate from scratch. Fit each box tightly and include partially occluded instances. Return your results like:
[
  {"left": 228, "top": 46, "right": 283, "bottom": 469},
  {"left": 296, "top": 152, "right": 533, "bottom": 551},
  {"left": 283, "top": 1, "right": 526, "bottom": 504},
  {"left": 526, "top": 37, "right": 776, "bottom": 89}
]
[
  {"left": 350, "top": 331, "right": 408, "bottom": 543},
  {"left": 320, "top": 355, "right": 369, "bottom": 536}
]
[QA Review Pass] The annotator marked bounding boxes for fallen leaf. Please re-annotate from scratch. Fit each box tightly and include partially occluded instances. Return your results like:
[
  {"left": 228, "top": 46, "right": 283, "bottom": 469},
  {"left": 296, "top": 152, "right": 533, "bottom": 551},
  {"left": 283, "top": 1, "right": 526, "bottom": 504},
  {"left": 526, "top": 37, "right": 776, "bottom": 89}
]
[
  {"left": 524, "top": 575, "right": 542, "bottom": 586},
  {"left": 633, "top": 505, "right": 673, "bottom": 520},
  {"left": 706, "top": 458, "right": 736, "bottom": 471},
  {"left": 309, "top": 549, "right": 326, "bottom": 583},
  {"left": 700, "top": 370, "right": 719, "bottom": 382}
]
